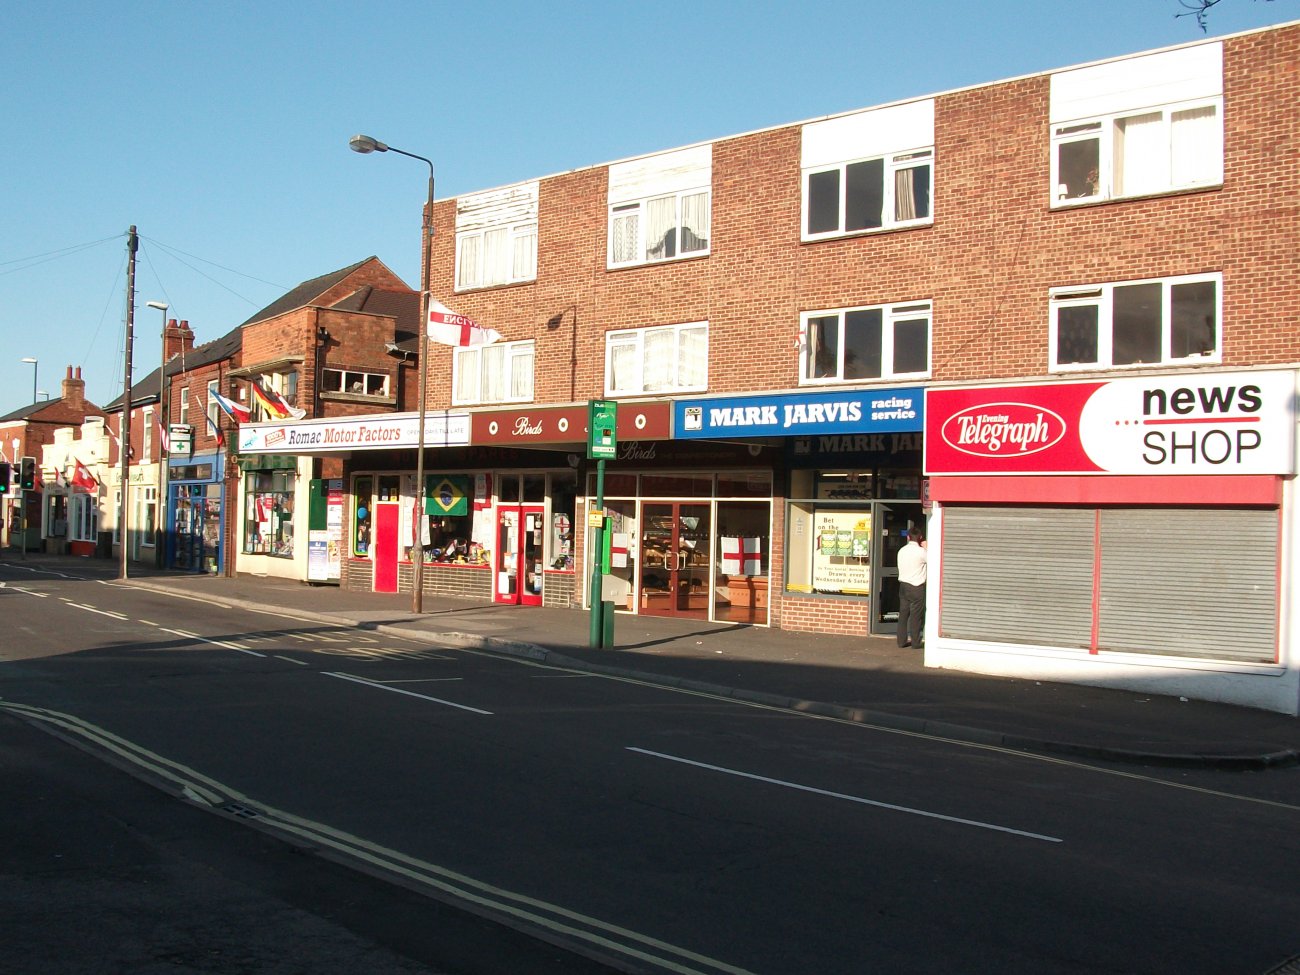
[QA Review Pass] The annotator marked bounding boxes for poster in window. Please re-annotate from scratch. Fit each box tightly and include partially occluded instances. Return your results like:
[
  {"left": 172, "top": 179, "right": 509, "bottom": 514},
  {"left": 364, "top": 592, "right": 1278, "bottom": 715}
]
[{"left": 812, "top": 510, "right": 871, "bottom": 594}]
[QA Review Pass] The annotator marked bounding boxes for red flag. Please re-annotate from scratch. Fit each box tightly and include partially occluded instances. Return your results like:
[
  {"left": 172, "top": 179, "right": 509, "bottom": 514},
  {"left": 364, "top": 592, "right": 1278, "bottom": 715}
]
[
  {"left": 427, "top": 299, "right": 503, "bottom": 347},
  {"left": 71, "top": 459, "right": 98, "bottom": 492}
]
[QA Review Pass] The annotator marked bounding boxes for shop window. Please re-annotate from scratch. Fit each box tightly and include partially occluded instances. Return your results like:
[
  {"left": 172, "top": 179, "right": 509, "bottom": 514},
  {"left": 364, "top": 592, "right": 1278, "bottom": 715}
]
[
  {"left": 801, "top": 302, "right": 930, "bottom": 384},
  {"left": 323, "top": 369, "right": 390, "bottom": 397},
  {"left": 549, "top": 472, "right": 577, "bottom": 570},
  {"left": 606, "top": 322, "right": 708, "bottom": 397},
  {"left": 455, "top": 181, "right": 539, "bottom": 291},
  {"left": 47, "top": 494, "right": 68, "bottom": 537},
  {"left": 1050, "top": 44, "right": 1222, "bottom": 206},
  {"left": 453, "top": 340, "right": 534, "bottom": 405},
  {"left": 244, "top": 470, "right": 295, "bottom": 557},
  {"left": 1049, "top": 273, "right": 1219, "bottom": 371},
  {"left": 70, "top": 493, "right": 98, "bottom": 543},
  {"left": 352, "top": 476, "right": 372, "bottom": 557}
]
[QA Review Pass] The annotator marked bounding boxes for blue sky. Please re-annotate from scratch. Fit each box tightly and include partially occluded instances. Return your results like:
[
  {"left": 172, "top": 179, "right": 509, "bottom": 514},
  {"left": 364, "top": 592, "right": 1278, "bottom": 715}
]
[{"left": 2, "top": 0, "right": 1295, "bottom": 414}]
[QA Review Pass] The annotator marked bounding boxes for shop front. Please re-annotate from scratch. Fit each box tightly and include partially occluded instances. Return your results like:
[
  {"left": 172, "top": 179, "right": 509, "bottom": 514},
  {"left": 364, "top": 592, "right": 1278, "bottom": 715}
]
[
  {"left": 924, "top": 369, "right": 1298, "bottom": 714},
  {"left": 168, "top": 453, "right": 225, "bottom": 573},
  {"left": 673, "top": 387, "right": 925, "bottom": 634}
]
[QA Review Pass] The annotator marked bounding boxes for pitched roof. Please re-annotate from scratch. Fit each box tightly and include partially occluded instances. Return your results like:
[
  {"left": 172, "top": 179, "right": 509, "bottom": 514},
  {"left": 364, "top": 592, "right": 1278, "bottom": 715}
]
[
  {"left": 0, "top": 400, "right": 57, "bottom": 423},
  {"left": 238, "top": 257, "right": 377, "bottom": 328}
]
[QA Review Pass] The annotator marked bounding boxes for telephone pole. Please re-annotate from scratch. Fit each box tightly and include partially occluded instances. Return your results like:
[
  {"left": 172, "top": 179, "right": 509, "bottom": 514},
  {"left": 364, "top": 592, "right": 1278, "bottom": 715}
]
[{"left": 119, "top": 226, "right": 137, "bottom": 581}]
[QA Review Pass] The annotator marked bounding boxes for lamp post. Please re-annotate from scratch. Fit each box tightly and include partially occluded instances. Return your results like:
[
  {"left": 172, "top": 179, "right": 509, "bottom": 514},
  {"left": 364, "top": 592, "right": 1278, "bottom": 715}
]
[
  {"left": 350, "top": 133, "right": 435, "bottom": 614},
  {"left": 147, "top": 300, "right": 169, "bottom": 569},
  {"left": 20, "top": 357, "right": 37, "bottom": 405}
]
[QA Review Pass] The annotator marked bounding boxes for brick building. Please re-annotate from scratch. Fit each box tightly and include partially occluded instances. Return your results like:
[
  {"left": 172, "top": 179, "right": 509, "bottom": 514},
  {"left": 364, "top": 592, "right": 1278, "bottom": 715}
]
[{"left": 234, "top": 24, "right": 1297, "bottom": 710}]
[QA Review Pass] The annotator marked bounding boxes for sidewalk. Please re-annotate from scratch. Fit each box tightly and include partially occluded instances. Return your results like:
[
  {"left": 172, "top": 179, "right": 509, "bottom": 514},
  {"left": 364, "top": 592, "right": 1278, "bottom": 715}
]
[{"left": 77, "top": 559, "right": 1295, "bottom": 770}]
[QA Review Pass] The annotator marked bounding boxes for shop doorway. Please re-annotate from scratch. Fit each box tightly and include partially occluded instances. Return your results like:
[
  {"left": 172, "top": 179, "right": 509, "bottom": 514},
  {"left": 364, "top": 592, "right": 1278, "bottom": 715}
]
[
  {"left": 495, "top": 504, "right": 544, "bottom": 605},
  {"left": 638, "top": 502, "right": 711, "bottom": 618},
  {"left": 871, "top": 501, "right": 924, "bottom": 635},
  {"left": 173, "top": 485, "right": 222, "bottom": 574},
  {"left": 373, "top": 476, "right": 402, "bottom": 593}
]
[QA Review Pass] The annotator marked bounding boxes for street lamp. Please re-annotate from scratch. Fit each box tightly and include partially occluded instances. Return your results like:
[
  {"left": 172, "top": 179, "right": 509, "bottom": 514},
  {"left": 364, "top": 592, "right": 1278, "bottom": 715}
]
[
  {"left": 147, "top": 300, "right": 169, "bottom": 569},
  {"left": 350, "top": 133, "right": 435, "bottom": 614},
  {"left": 20, "top": 357, "right": 37, "bottom": 405}
]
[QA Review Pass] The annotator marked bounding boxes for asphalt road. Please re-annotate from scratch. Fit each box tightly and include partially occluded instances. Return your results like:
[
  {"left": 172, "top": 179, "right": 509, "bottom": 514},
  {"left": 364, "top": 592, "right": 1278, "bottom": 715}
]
[{"left": 4, "top": 564, "right": 1300, "bottom": 974}]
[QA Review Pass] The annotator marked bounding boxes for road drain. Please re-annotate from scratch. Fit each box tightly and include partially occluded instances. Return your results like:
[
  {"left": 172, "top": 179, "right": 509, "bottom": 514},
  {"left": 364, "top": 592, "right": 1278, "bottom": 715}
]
[{"left": 221, "top": 802, "right": 262, "bottom": 820}]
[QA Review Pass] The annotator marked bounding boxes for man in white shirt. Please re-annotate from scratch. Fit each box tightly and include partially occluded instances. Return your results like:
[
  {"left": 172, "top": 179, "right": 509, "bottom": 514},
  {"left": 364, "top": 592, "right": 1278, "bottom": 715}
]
[{"left": 895, "top": 526, "right": 927, "bottom": 649}]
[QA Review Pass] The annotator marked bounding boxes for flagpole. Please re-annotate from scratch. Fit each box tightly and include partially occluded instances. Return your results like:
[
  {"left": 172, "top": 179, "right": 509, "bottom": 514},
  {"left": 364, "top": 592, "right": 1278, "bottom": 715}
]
[
  {"left": 120, "top": 227, "right": 137, "bottom": 581},
  {"left": 412, "top": 158, "right": 434, "bottom": 614}
]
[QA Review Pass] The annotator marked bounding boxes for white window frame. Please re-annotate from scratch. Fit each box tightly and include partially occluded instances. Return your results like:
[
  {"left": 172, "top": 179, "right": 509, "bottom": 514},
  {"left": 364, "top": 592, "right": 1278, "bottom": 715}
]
[
  {"left": 802, "top": 148, "right": 933, "bottom": 240},
  {"left": 322, "top": 368, "right": 390, "bottom": 398},
  {"left": 142, "top": 406, "right": 153, "bottom": 460},
  {"left": 178, "top": 386, "right": 189, "bottom": 427},
  {"left": 70, "top": 493, "right": 98, "bottom": 543},
  {"left": 206, "top": 380, "right": 219, "bottom": 433},
  {"left": 454, "top": 182, "right": 539, "bottom": 292},
  {"left": 112, "top": 489, "right": 121, "bottom": 545},
  {"left": 608, "top": 188, "right": 711, "bottom": 268},
  {"left": 452, "top": 339, "right": 535, "bottom": 406},
  {"left": 604, "top": 322, "right": 709, "bottom": 397},
  {"left": 1048, "top": 272, "right": 1221, "bottom": 372},
  {"left": 1050, "top": 98, "right": 1223, "bottom": 207},
  {"left": 799, "top": 302, "right": 932, "bottom": 385}
]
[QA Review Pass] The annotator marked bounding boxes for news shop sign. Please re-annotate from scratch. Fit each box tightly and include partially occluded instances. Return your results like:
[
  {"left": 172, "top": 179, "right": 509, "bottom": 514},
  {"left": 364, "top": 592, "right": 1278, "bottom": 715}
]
[{"left": 925, "top": 370, "right": 1295, "bottom": 475}]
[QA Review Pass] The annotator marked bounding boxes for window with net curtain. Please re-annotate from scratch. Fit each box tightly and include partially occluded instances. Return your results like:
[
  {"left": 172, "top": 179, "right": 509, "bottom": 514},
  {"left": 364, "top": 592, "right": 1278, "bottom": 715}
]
[
  {"left": 610, "top": 190, "right": 710, "bottom": 266},
  {"left": 607, "top": 323, "right": 708, "bottom": 396},
  {"left": 453, "top": 340, "right": 534, "bottom": 405}
]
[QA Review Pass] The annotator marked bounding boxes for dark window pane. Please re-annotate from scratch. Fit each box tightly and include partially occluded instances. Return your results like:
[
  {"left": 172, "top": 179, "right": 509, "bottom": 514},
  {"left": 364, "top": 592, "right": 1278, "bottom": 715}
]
[
  {"left": 808, "top": 315, "right": 839, "bottom": 379},
  {"left": 892, "top": 317, "right": 929, "bottom": 374},
  {"left": 1058, "top": 139, "right": 1100, "bottom": 199},
  {"left": 1170, "top": 281, "right": 1217, "bottom": 358},
  {"left": 1056, "top": 306, "right": 1099, "bottom": 364},
  {"left": 807, "top": 170, "right": 840, "bottom": 234},
  {"left": 845, "top": 159, "right": 884, "bottom": 231},
  {"left": 843, "top": 309, "right": 883, "bottom": 379},
  {"left": 1112, "top": 283, "right": 1162, "bottom": 364},
  {"left": 895, "top": 164, "right": 930, "bottom": 221}
]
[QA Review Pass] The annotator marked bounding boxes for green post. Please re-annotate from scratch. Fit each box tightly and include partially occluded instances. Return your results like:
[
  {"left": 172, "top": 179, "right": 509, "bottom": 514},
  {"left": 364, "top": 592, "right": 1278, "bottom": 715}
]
[
  {"left": 588, "top": 458, "right": 606, "bottom": 648},
  {"left": 587, "top": 399, "right": 618, "bottom": 649}
]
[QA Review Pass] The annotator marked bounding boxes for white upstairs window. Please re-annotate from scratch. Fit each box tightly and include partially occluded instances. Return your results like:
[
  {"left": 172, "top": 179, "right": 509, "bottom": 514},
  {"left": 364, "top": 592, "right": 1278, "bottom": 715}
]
[
  {"left": 455, "top": 182, "right": 539, "bottom": 291},
  {"left": 608, "top": 146, "right": 712, "bottom": 268},
  {"left": 453, "top": 340, "right": 534, "bottom": 405},
  {"left": 605, "top": 322, "right": 708, "bottom": 396},
  {"left": 1050, "top": 43, "right": 1223, "bottom": 205}
]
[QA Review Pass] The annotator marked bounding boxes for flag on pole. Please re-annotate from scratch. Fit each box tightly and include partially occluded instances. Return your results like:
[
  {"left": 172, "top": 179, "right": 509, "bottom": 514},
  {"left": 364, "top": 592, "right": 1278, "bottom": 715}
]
[
  {"left": 71, "top": 458, "right": 98, "bottom": 492},
  {"left": 203, "top": 409, "right": 226, "bottom": 449},
  {"left": 210, "top": 389, "right": 251, "bottom": 424},
  {"left": 249, "top": 380, "right": 306, "bottom": 420},
  {"left": 156, "top": 412, "right": 170, "bottom": 453},
  {"left": 427, "top": 299, "right": 503, "bottom": 347}
]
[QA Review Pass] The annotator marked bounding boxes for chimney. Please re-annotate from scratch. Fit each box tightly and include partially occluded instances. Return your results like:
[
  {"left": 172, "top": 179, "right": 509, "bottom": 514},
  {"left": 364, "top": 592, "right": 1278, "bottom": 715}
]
[
  {"left": 164, "top": 318, "right": 196, "bottom": 361},
  {"left": 62, "top": 365, "right": 85, "bottom": 411}
]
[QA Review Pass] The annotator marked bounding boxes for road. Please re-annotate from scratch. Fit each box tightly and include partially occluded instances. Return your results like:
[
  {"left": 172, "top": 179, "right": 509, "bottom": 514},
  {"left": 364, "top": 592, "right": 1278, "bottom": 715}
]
[{"left": 3, "top": 560, "right": 1299, "bottom": 974}]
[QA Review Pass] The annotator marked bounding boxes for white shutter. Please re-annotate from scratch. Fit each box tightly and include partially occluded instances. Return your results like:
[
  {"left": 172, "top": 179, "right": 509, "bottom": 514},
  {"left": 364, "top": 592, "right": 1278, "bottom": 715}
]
[
  {"left": 1050, "top": 42, "right": 1222, "bottom": 123},
  {"left": 608, "top": 144, "right": 712, "bottom": 205},
  {"left": 939, "top": 507, "right": 1096, "bottom": 648},
  {"left": 455, "top": 181, "right": 539, "bottom": 232},
  {"left": 1098, "top": 508, "right": 1276, "bottom": 663},
  {"left": 802, "top": 100, "right": 935, "bottom": 169}
]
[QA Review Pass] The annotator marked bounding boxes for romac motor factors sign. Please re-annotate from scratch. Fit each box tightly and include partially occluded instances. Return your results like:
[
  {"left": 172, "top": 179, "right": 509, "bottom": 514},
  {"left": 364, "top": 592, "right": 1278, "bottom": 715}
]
[
  {"left": 674, "top": 387, "right": 923, "bottom": 439},
  {"left": 925, "top": 370, "right": 1296, "bottom": 475},
  {"left": 238, "top": 412, "right": 470, "bottom": 454},
  {"left": 471, "top": 403, "right": 671, "bottom": 446}
]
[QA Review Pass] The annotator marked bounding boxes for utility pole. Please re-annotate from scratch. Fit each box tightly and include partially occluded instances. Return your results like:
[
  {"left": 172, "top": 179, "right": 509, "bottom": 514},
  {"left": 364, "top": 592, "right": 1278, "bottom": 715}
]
[{"left": 119, "top": 226, "right": 137, "bottom": 581}]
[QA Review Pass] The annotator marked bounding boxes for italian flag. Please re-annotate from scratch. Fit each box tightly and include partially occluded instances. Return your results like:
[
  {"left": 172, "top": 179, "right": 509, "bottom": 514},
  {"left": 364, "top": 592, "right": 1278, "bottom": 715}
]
[{"left": 427, "top": 299, "right": 502, "bottom": 347}]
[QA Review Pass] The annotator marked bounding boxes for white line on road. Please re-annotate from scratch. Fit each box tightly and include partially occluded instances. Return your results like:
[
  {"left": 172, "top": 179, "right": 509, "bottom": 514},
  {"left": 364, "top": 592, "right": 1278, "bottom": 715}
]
[
  {"left": 628, "top": 746, "right": 1064, "bottom": 844},
  {"left": 9, "top": 586, "right": 47, "bottom": 598},
  {"left": 322, "top": 671, "right": 492, "bottom": 714},
  {"left": 274, "top": 655, "right": 309, "bottom": 666},
  {"left": 159, "top": 627, "right": 265, "bottom": 657},
  {"left": 66, "top": 602, "right": 130, "bottom": 620}
]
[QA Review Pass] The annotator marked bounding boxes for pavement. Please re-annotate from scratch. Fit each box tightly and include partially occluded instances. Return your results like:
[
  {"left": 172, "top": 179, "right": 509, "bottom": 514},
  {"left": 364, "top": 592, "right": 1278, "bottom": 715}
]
[{"left": 88, "top": 558, "right": 1300, "bottom": 770}]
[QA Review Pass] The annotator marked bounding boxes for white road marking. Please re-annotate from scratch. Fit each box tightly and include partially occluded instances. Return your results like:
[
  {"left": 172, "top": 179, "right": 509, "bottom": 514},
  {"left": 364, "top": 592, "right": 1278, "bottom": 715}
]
[
  {"left": 274, "top": 655, "right": 309, "bottom": 666},
  {"left": 66, "top": 602, "right": 130, "bottom": 620},
  {"left": 159, "top": 627, "right": 264, "bottom": 657},
  {"left": 628, "top": 747, "right": 1064, "bottom": 844},
  {"left": 322, "top": 671, "right": 492, "bottom": 714},
  {"left": 9, "top": 586, "right": 47, "bottom": 598}
]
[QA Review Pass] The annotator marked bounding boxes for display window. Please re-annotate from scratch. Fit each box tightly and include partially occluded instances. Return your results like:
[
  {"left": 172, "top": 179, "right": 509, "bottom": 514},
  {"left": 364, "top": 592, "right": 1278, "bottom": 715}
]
[
  {"left": 244, "top": 470, "right": 295, "bottom": 557},
  {"left": 352, "top": 475, "right": 372, "bottom": 557}
]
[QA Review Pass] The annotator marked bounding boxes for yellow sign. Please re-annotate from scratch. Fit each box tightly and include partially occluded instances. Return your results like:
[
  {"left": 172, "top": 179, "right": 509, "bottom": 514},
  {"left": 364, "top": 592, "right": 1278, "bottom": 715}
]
[{"left": 587, "top": 509, "right": 606, "bottom": 527}]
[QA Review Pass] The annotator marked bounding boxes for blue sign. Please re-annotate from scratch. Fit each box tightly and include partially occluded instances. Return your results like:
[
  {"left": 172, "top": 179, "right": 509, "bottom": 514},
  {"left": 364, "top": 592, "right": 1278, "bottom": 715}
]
[{"left": 674, "top": 387, "right": 923, "bottom": 439}]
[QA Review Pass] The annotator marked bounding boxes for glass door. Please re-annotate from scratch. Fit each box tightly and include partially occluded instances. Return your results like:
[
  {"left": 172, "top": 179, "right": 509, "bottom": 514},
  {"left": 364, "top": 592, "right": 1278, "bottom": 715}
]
[
  {"left": 638, "top": 502, "right": 711, "bottom": 619},
  {"left": 495, "top": 506, "right": 520, "bottom": 603},
  {"left": 871, "top": 501, "right": 922, "bottom": 635},
  {"left": 520, "top": 505, "right": 544, "bottom": 606}
]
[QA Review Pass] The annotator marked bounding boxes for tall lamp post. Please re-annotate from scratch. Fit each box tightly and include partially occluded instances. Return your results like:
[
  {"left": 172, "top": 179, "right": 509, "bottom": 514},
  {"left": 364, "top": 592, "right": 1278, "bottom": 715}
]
[
  {"left": 349, "top": 133, "right": 434, "bottom": 614},
  {"left": 20, "top": 357, "right": 37, "bottom": 405},
  {"left": 147, "top": 301, "right": 169, "bottom": 568}
]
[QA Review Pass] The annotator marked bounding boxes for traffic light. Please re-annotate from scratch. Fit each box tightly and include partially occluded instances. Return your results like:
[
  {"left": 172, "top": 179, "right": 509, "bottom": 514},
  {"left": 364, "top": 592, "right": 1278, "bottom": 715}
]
[
  {"left": 0, "top": 461, "right": 9, "bottom": 495},
  {"left": 19, "top": 456, "right": 36, "bottom": 491}
]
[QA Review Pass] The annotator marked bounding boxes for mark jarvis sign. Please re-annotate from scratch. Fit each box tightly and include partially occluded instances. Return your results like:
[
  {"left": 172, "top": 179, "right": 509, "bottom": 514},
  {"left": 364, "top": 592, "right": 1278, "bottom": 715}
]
[
  {"left": 925, "top": 371, "right": 1296, "bottom": 475},
  {"left": 674, "top": 388, "right": 923, "bottom": 439}
]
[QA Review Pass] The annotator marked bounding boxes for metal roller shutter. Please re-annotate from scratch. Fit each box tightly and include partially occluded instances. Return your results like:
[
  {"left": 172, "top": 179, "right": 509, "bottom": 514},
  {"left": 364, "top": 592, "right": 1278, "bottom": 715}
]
[
  {"left": 1098, "top": 508, "right": 1277, "bottom": 663},
  {"left": 940, "top": 507, "right": 1095, "bottom": 648}
]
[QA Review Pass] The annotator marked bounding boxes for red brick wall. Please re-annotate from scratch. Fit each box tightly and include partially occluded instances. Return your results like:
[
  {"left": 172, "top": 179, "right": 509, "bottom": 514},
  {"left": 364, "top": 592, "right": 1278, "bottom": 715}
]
[{"left": 420, "top": 25, "right": 1299, "bottom": 409}]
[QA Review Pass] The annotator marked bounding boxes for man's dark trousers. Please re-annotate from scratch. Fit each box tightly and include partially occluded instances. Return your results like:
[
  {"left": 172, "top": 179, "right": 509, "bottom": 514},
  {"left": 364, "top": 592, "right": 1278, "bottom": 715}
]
[{"left": 897, "top": 581, "right": 926, "bottom": 648}]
